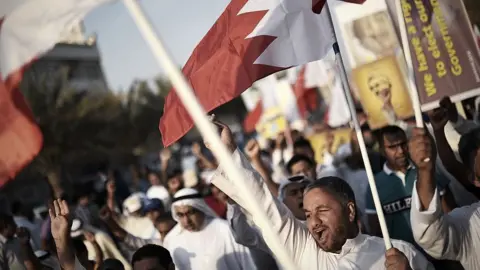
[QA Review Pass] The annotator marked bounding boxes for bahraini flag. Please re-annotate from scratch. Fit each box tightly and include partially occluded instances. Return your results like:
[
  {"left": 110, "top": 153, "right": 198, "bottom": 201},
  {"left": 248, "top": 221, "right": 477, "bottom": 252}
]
[
  {"left": 0, "top": 0, "right": 113, "bottom": 186},
  {"left": 159, "top": 0, "right": 365, "bottom": 147}
]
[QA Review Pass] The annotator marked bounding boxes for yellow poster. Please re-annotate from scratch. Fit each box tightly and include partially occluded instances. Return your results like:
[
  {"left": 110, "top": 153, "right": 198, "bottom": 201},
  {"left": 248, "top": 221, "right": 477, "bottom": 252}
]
[
  {"left": 352, "top": 55, "right": 414, "bottom": 130},
  {"left": 309, "top": 128, "right": 351, "bottom": 164},
  {"left": 256, "top": 107, "right": 287, "bottom": 139}
]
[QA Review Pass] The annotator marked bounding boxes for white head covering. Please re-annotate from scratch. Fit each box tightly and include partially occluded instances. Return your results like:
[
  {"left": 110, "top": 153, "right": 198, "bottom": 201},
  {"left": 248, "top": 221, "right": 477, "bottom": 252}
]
[
  {"left": 277, "top": 175, "right": 310, "bottom": 202},
  {"left": 70, "top": 219, "right": 84, "bottom": 238},
  {"left": 171, "top": 188, "right": 218, "bottom": 222},
  {"left": 123, "top": 192, "right": 147, "bottom": 215}
]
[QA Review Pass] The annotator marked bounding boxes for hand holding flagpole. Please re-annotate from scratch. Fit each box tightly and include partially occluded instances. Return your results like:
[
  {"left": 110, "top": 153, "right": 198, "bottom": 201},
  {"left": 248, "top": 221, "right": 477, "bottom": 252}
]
[
  {"left": 395, "top": 0, "right": 430, "bottom": 163},
  {"left": 122, "top": 0, "right": 297, "bottom": 269}
]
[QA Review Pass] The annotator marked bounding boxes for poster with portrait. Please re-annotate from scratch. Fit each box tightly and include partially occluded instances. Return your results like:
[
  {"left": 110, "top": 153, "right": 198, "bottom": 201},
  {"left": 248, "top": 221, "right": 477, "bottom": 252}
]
[
  {"left": 309, "top": 128, "right": 351, "bottom": 165},
  {"left": 352, "top": 56, "right": 414, "bottom": 129},
  {"left": 328, "top": 0, "right": 415, "bottom": 129},
  {"left": 256, "top": 107, "right": 288, "bottom": 139}
]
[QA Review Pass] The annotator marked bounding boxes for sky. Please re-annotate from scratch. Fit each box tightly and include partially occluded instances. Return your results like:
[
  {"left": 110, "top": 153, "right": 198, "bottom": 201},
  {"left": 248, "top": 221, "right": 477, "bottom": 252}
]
[{"left": 83, "top": 0, "right": 230, "bottom": 91}]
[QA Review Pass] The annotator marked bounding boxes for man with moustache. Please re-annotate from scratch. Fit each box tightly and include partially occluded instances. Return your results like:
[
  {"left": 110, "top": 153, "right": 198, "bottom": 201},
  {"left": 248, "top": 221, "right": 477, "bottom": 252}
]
[
  {"left": 366, "top": 125, "right": 455, "bottom": 244},
  {"left": 209, "top": 120, "right": 432, "bottom": 269}
]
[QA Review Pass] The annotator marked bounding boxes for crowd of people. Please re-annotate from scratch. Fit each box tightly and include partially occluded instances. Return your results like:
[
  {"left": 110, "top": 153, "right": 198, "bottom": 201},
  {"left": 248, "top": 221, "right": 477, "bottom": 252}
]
[{"left": 1, "top": 96, "right": 480, "bottom": 270}]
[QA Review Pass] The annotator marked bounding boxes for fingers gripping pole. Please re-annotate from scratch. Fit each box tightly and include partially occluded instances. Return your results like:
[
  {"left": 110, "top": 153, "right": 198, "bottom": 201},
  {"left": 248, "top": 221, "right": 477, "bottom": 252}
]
[
  {"left": 333, "top": 45, "right": 392, "bottom": 249},
  {"left": 122, "top": 0, "right": 298, "bottom": 269}
]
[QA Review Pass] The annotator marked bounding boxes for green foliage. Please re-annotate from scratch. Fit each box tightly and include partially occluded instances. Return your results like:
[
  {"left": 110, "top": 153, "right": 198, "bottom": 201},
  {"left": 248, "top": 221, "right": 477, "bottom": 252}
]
[{"left": 19, "top": 66, "right": 169, "bottom": 176}]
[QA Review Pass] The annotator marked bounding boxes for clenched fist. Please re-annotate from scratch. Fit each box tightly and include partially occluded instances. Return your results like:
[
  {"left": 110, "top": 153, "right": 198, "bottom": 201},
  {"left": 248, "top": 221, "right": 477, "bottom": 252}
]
[
  {"left": 408, "top": 128, "right": 434, "bottom": 172},
  {"left": 385, "top": 248, "right": 412, "bottom": 270},
  {"left": 244, "top": 139, "right": 261, "bottom": 161}
]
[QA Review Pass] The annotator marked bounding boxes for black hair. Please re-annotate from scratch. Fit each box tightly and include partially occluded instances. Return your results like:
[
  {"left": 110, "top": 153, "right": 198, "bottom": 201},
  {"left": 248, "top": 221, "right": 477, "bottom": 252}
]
[
  {"left": 286, "top": 154, "right": 315, "bottom": 175},
  {"left": 0, "top": 213, "right": 14, "bottom": 231},
  {"left": 10, "top": 201, "right": 22, "bottom": 215},
  {"left": 155, "top": 212, "right": 175, "bottom": 224},
  {"left": 304, "top": 177, "right": 358, "bottom": 221},
  {"left": 376, "top": 125, "right": 407, "bottom": 150},
  {"left": 293, "top": 137, "right": 313, "bottom": 151},
  {"left": 166, "top": 168, "right": 183, "bottom": 180},
  {"left": 100, "top": 258, "right": 125, "bottom": 270},
  {"left": 132, "top": 244, "right": 174, "bottom": 268},
  {"left": 459, "top": 127, "right": 480, "bottom": 170}
]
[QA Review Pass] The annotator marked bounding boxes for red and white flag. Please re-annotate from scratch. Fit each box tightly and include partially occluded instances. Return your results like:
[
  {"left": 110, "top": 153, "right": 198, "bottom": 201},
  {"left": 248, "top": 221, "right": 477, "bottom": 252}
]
[
  {"left": 0, "top": 0, "right": 112, "bottom": 186},
  {"left": 159, "top": 0, "right": 365, "bottom": 146}
]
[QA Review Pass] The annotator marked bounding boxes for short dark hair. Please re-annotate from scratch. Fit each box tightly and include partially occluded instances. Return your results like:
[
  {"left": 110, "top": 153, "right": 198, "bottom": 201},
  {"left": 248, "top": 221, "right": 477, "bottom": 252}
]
[
  {"left": 132, "top": 244, "right": 173, "bottom": 268},
  {"left": 293, "top": 137, "right": 313, "bottom": 151},
  {"left": 304, "top": 177, "right": 357, "bottom": 220},
  {"left": 377, "top": 125, "right": 407, "bottom": 149},
  {"left": 0, "top": 213, "right": 14, "bottom": 231},
  {"left": 286, "top": 154, "right": 315, "bottom": 175},
  {"left": 459, "top": 127, "right": 480, "bottom": 170},
  {"left": 155, "top": 212, "right": 175, "bottom": 224}
]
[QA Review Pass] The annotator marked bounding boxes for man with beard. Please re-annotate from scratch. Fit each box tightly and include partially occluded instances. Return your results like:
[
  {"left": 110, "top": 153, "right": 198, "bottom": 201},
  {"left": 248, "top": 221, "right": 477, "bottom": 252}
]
[
  {"left": 210, "top": 120, "right": 432, "bottom": 269},
  {"left": 367, "top": 125, "right": 455, "bottom": 245},
  {"left": 226, "top": 175, "right": 309, "bottom": 269},
  {"left": 163, "top": 188, "right": 256, "bottom": 270}
]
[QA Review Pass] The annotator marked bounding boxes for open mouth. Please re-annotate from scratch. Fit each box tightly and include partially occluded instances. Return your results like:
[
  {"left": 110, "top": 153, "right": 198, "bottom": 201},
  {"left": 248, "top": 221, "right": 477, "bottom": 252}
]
[{"left": 314, "top": 227, "right": 327, "bottom": 245}]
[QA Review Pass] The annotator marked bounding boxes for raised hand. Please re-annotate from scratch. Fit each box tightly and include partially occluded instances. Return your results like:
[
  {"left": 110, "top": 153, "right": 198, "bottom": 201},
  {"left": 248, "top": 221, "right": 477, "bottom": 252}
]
[
  {"left": 408, "top": 128, "right": 434, "bottom": 172},
  {"left": 106, "top": 179, "right": 116, "bottom": 196},
  {"left": 428, "top": 108, "right": 448, "bottom": 131},
  {"left": 205, "top": 118, "right": 236, "bottom": 153},
  {"left": 49, "top": 199, "right": 71, "bottom": 244},
  {"left": 244, "top": 139, "right": 261, "bottom": 161},
  {"left": 385, "top": 248, "right": 412, "bottom": 270},
  {"left": 439, "top": 96, "right": 458, "bottom": 123}
]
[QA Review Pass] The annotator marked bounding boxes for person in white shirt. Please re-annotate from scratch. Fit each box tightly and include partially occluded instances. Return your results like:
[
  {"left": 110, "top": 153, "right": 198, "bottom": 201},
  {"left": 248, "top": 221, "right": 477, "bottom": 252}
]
[
  {"left": 410, "top": 127, "right": 480, "bottom": 270},
  {"left": 146, "top": 171, "right": 172, "bottom": 210},
  {"left": 210, "top": 120, "right": 433, "bottom": 270},
  {"left": 163, "top": 188, "right": 256, "bottom": 270}
]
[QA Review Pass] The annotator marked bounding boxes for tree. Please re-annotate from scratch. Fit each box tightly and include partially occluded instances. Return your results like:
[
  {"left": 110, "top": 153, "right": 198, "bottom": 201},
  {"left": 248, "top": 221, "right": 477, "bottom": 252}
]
[{"left": 19, "top": 67, "right": 168, "bottom": 197}]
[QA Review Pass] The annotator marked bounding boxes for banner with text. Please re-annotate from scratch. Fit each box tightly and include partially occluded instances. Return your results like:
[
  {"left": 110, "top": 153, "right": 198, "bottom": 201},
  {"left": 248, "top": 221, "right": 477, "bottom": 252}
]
[{"left": 398, "top": 0, "right": 480, "bottom": 110}]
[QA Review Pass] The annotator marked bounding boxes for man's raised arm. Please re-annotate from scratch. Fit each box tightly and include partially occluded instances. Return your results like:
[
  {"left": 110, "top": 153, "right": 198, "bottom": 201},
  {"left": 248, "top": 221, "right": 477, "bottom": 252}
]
[{"left": 208, "top": 121, "right": 314, "bottom": 264}]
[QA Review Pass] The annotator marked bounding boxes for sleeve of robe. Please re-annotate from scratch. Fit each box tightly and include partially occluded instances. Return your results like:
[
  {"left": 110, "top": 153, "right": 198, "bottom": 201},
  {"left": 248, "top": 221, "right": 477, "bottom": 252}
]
[
  {"left": 410, "top": 182, "right": 479, "bottom": 263},
  {"left": 212, "top": 149, "right": 323, "bottom": 266},
  {"left": 226, "top": 203, "right": 271, "bottom": 254}
]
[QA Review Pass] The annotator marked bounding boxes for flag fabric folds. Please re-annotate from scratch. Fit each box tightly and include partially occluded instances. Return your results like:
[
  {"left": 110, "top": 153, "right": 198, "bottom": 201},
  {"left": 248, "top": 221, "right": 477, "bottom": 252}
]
[
  {"left": 0, "top": 0, "right": 113, "bottom": 186},
  {"left": 160, "top": 0, "right": 365, "bottom": 147}
]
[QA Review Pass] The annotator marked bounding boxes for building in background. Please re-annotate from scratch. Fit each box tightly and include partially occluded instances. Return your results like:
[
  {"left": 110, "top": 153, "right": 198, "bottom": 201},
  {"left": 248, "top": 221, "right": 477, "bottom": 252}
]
[{"left": 24, "top": 22, "right": 109, "bottom": 92}]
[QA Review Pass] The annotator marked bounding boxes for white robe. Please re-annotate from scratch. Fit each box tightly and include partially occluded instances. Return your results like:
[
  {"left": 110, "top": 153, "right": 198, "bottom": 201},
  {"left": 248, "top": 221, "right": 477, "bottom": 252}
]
[
  {"left": 212, "top": 150, "right": 433, "bottom": 270},
  {"left": 163, "top": 217, "right": 256, "bottom": 270}
]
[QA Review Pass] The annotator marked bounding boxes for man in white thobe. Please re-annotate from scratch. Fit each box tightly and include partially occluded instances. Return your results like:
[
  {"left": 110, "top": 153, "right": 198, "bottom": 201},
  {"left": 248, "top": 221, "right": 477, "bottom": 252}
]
[
  {"left": 163, "top": 188, "right": 256, "bottom": 270},
  {"left": 410, "top": 127, "right": 480, "bottom": 270},
  {"left": 210, "top": 121, "right": 433, "bottom": 270}
]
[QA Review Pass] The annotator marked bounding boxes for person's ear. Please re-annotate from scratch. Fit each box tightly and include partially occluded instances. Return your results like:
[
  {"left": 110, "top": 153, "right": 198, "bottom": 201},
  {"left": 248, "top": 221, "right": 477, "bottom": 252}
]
[{"left": 347, "top": 202, "right": 356, "bottom": 223}]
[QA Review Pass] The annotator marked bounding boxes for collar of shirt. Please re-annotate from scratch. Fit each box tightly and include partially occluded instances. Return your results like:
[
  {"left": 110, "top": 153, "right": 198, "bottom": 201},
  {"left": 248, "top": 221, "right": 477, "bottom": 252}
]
[
  {"left": 383, "top": 163, "right": 414, "bottom": 186},
  {"left": 336, "top": 233, "right": 367, "bottom": 256}
]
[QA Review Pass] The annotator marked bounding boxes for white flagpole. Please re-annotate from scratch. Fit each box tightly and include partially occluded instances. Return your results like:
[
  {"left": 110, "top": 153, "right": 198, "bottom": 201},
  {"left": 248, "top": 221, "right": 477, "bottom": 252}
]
[
  {"left": 395, "top": 0, "right": 431, "bottom": 164},
  {"left": 122, "top": 0, "right": 298, "bottom": 269},
  {"left": 326, "top": 0, "right": 392, "bottom": 249},
  {"left": 333, "top": 44, "right": 392, "bottom": 249},
  {"left": 395, "top": 0, "right": 424, "bottom": 128}
]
